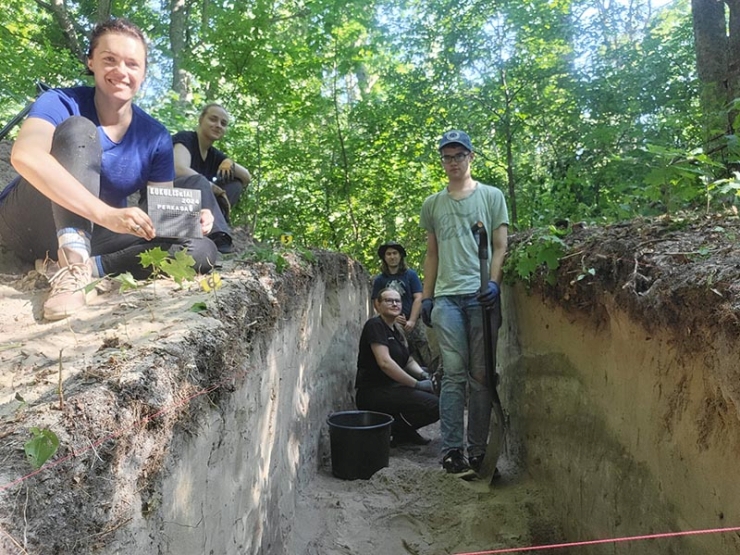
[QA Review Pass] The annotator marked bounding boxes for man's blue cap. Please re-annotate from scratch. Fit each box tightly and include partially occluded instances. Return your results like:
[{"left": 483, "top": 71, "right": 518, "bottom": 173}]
[{"left": 438, "top": 130, "right": 473, "bottom": 152}]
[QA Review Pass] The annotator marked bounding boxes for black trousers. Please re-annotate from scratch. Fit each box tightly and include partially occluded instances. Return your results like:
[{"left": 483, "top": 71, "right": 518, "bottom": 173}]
[
  {"left": 356, "top": 383, "right": 439, "bottom": 436},
  {"left": 0, "top": 116, "right": 218, "bottom": 278},
  {"left": 170, "top": 174, "right": 232, "bottom": 236}
]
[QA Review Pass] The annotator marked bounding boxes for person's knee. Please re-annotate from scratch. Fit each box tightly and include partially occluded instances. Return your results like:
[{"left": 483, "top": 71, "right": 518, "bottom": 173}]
[
  {"left": 441, "top": 367, "right": 467, "bottom": 386},
  {"left": 52, "top": 117, "right": 100, "bottom": 164},
  {"left": 54, "top": 116, "right": 97, "bottom": 142},
  {"left": 175, "top": 174, "right": 211, "bottom": 192},
  {"left": 182, "top": 239, "right": 218, "bottom": 273},
  {"left": 223, "top": 179, "right": 243, "bottom": 206}
]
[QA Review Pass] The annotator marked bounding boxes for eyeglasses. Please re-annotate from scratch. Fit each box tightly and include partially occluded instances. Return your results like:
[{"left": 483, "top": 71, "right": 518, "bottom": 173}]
[
  {"left": 382, "top": 298, "right": 402, "bottom": 305},
  {"left": 440, "top": 152, "right": 470, "bottom": 164}
]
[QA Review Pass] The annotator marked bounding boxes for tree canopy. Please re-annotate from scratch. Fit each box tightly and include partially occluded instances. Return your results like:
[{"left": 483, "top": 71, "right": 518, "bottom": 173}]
[{"left": 1, "top": 0, "right": 738, "bottom": 273}]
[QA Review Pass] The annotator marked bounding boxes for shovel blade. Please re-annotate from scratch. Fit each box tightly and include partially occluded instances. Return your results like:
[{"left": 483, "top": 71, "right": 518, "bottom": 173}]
[{"left": 478, "top": 397, "right": 505, "bottom": 483}]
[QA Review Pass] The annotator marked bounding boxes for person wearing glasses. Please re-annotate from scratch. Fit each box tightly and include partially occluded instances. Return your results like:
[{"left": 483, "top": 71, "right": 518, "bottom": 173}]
[
  {"left": 419, "top": 130, "right": 509, "bottom": 478},
  {"left": 355, "top": 287, "right": 440, "bottom": 446},
  {"left": 371, "top": 241, "right": 436, "bottom": 371}
]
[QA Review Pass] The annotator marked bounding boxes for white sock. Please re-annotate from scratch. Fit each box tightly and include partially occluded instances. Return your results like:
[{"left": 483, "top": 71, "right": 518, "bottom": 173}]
[
  {"left": 90, "top": 256, "right": 102, "bottom": 278},
  {"left": 57, "top": 228, "right": 91, "bottom": 263}
]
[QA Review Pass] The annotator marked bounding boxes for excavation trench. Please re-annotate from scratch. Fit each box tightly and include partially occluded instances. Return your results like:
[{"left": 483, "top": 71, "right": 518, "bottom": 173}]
[{"left": 1, "top": 220, "right": 740, "bottom": 554}]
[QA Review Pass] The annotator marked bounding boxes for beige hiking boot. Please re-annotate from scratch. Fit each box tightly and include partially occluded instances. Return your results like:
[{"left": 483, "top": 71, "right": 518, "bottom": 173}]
[{"left": 43, "top": 249, "right": 96, "bottom": 321}]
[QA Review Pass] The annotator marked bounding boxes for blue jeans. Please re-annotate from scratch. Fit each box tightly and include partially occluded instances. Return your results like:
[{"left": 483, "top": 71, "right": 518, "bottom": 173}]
[{"left": 432, "top": 294, "right": 501, "bottom": 458}]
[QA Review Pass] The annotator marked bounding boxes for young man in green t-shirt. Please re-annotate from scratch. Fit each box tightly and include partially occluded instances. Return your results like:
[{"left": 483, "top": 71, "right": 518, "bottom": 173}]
[{"left": 419, "top": 130, "right": 509, "bottom": 478}]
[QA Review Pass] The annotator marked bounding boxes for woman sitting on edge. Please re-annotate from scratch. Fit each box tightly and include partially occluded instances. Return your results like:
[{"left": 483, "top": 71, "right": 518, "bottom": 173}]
[
  {"left": 355, "top": 287, "right": 440, "bottom": 446},
  {"left": 0, "top": 18, "right": 218, "bottom": 321},
  {"left": 172, "top": 103, "right": 252, "bottom": 254}
]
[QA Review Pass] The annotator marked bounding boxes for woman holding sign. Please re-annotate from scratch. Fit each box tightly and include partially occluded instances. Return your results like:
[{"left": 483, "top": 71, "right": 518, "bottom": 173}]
[{"left": 0, "top": 18, "right": 217, "bottom": 321}]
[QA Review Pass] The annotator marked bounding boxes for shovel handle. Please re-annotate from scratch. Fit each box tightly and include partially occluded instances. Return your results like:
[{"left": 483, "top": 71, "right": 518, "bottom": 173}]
[{"left": 471, "top": 221, "right": 489, "bottom": 286}]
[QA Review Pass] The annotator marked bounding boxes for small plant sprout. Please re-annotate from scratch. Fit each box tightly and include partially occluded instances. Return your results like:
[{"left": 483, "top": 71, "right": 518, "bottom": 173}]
[{"left": 24, "top": 427, "right": 60, "bottom": 469}]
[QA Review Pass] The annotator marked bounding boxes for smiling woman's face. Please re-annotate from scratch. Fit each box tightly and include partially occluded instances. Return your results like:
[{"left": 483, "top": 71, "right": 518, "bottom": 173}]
[
  {"left": 199, "top": 106, "right": 230, "bottom": 142},
  {"left": 378, "top": 291, "right": 402, "bottom": 317},
  {"left": 86, "top": 32, "right": 147, "bottom": 102}
]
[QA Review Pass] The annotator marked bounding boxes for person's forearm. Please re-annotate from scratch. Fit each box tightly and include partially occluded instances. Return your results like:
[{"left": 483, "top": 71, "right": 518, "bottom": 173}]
[
  {"left": 379, "top": 359, "right": 418, "bottom": 387},
  {"left": 234, "top": 163, "right": 251, "bottom": 184},
  {"left": 404, "top": 358, "right": 426, "bottom": 379},
  {"left": 490, "top": 225, "right": 508, "bottom": 284},
  {"left": 409, "top": 295, "right": 422, "bottom": 323},
  {"left": 490, "top": 251, "right": 505, "bottom": 284},
  {"left": 422, "top": 254, "right": 438, "bottom": 298},
  {"left": 174, "top": 165, "right": 199, "bottom": 178}
]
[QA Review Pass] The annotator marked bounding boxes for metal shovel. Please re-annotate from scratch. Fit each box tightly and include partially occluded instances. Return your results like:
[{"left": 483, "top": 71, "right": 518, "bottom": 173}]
[{"left": 471, "top": 221, "right": 506, "bottom": 484}]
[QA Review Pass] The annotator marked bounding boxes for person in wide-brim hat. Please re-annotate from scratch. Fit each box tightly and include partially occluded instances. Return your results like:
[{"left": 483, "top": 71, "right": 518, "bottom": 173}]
[{"left": 377, "top": 240, "right": 407, "bottom": 260}]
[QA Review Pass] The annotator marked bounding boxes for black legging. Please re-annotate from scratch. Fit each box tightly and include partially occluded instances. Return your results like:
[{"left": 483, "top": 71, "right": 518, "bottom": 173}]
[
  {"left": 0, "top": 116, "right": 218, "bottom": 278},
  {"left": 356, "top": 383, "right": 439, "bottom": 437}
]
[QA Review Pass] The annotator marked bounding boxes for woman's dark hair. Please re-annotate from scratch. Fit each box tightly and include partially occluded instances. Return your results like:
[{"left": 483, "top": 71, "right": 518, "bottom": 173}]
[{"left": 85, "top": 18, "right": 148, "bottom": 74}]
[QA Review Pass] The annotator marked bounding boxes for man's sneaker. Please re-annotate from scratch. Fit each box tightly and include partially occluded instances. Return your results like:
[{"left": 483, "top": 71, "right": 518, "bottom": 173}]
[
  {"left": 468, "top": 454, "right": 502, "bottom": 480},
  {"left": 442, "top": 449, "right": 476, "bottom": 480},
  {"left": 43, "top": 252, "right": 96, "bottom": 321},
  {"left": 468, "top": 454, "right": 484, "bottom": 473}
]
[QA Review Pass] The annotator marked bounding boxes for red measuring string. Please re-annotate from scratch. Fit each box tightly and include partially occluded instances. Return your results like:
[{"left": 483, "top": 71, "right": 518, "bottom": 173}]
[{"left": 454, "top": 525, "right": 740, "bottom": 554}]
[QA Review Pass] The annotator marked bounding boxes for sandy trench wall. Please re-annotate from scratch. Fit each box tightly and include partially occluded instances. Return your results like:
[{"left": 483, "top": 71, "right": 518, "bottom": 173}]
[
  {"left": 499, "top": 284, "right": 740, "bottom": 555},
  {"left": 102, "top": 272, "right": 369, "bottom": 554}
]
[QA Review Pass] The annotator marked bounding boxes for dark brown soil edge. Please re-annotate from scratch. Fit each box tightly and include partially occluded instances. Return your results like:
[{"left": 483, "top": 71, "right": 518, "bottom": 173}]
[
  {"left": 509, "top": 212, "right": 740, "bottom": 350},
  {"left": 0, "top": 249, "right": 368, "bottom": 554}
]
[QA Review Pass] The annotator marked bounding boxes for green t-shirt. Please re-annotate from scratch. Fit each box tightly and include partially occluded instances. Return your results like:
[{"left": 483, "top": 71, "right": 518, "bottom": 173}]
[{"left": 419, "top": 182, "right": 509, "bottom": 296}]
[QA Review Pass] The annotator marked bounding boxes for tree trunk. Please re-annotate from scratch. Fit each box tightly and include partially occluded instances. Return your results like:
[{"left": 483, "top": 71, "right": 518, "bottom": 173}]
[
  {"left": 727, "top": 0, "right": 740, "bottom": 111},
  {"left": 39, "top": 0, "right": 85, "bottom": 63},
  {"left": 692, "top": 0, "right": 738, "bottom": 140},
  {"left": 170, "top": 0, "right": 190, "bottom": 103},
  {"left": 97, "top": 0, "right": 112, "bottom": 24},
  {"left": 692, "top": 0, "right": 726, "bottom": 82}
]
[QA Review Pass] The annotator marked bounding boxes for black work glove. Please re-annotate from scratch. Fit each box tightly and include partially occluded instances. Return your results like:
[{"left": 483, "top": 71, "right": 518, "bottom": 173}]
[
  {"left": 415, "top": 379, "right": 435, "bottom": 394},
  {"left": 431, "top": 371, "right": 442, "bottom": 395},
  {"left": 477, "top": 280, "right": 500, "bottom": 307},
  {"left": 421, "top": 298, "right": 434, "bottom": 327}
]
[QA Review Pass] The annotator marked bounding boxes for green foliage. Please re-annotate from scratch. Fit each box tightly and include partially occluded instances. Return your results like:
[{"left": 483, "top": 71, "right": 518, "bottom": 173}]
[
  {"left": 24, "top": 427, "right": 60, "bottom": 469},
  {"left": 504, "top": 228, "right": 568, "bottom": 286},
  {"left": 158, "top": 250, "right": 197, "bottom": 286},
  {"left": 1, "top": 0, "right": 725, "bottom": 280},
  {"left": 242, "top": 244, "right": 290, "bottom": 274},
  {"left": 114, "top": 272, "right": 140, "bottom": 293},
  {"left": 642, "top": 144, "right": 721, "bottom": 213},
  {"left": 111, "top": 248, "right": 198, "bottom": 294},
  {"left": 139, "top": 247, "right": 196, "bottom": 287}
]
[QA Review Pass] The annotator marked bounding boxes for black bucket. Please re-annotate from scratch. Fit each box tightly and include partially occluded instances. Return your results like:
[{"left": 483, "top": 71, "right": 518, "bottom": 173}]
[{"left": 327, "top": 410, "right": 394, "bottom": 480}]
